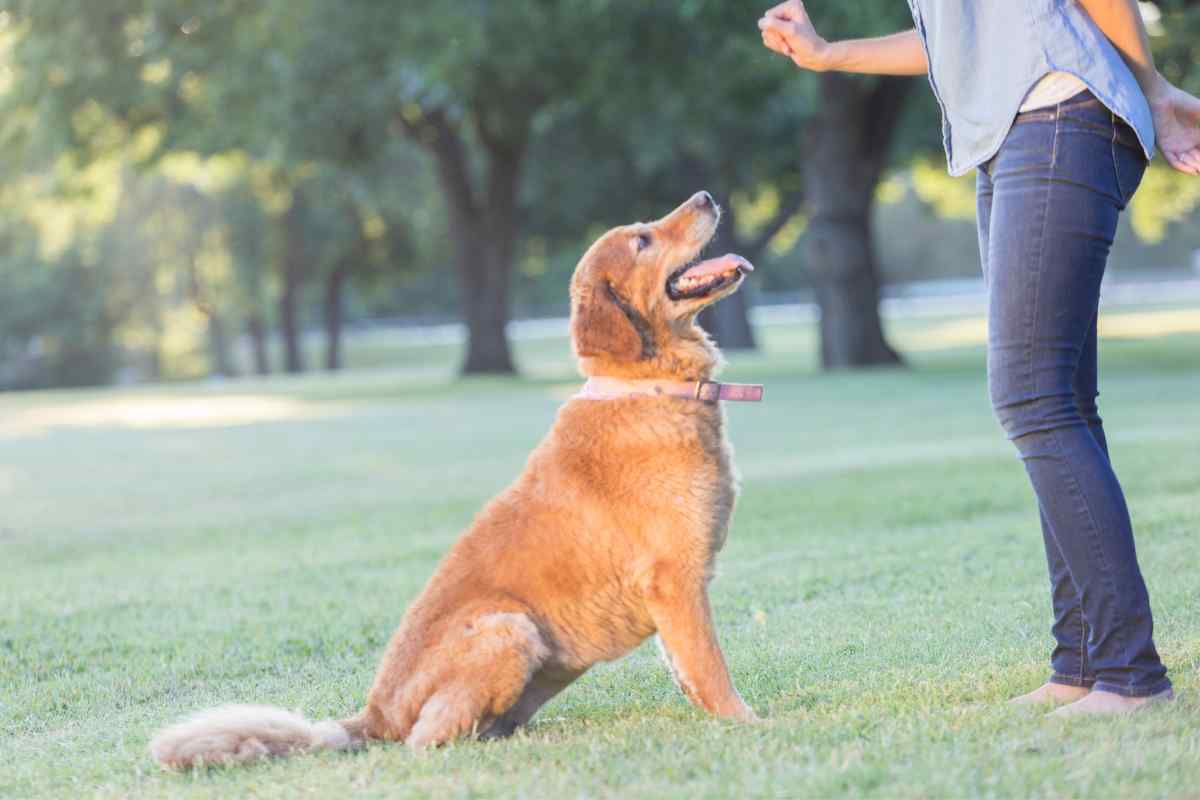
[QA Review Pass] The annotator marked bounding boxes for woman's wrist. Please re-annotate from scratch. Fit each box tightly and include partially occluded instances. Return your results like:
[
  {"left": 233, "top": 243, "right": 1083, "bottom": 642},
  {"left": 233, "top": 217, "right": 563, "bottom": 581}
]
[
  {"left": 816, "top": 40, "right": 844, "bottom": 72},
  {"left": 1141, "top": 71, "right": 1172, "bottom": 106}
]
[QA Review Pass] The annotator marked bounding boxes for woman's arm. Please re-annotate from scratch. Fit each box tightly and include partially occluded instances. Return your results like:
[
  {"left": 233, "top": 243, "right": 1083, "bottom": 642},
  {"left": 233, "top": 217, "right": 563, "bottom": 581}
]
[
  {"left": 757, "top": 1, "right": 927, "bottom": 76},
  {"left": 1076, "top": 0, "right": 1200, "bottom": 174},
  {"left": 1077, "top": 0, "right": 1160, "bottom": 98}
]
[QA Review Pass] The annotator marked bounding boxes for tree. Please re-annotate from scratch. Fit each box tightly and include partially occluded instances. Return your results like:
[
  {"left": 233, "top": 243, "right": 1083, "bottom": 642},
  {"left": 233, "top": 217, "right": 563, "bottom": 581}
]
[
  {"left": 515, "top": 2, "right": 927, "bottom": 365},
  {"left": 509, "top": 3, "right": 811, "bottom": 352},
  {"left": 0, "top": 223, "right": 119, "bottom": 389},
  {"left": 786, "top": 5, "right": 933, "bottom": 368},
  {"left": 281, "top": 3, "right": 602, "bottom": 374},
  {"left": 220, "top": 181, "right": 274, "bottom": 376},
  {"left": 1, "top": 0, "right": 330, "bottom": 376},
  {"left": 289, "top": 2, "right": 819, "bottom": 372},
  {"left": 803, "top": 72, "right": 911, "bottom": 367}
]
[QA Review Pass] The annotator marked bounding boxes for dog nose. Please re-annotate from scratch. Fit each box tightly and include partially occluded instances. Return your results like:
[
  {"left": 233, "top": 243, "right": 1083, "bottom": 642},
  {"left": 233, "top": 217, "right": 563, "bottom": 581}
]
[{"left": 693, "top": 191, "right": 714, "bottom": 209}]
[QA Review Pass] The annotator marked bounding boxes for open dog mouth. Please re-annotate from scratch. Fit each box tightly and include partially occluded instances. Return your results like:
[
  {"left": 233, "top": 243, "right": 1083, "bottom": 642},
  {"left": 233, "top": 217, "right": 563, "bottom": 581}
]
[{"left": 665, "top": 254, "right": 754, "bottom": 301}]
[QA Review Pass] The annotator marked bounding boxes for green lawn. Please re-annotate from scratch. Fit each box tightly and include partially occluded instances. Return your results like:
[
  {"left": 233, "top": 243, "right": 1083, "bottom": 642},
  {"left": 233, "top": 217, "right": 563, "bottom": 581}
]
[{"left": 2, "top": 305, "right": 1199, "bottom": 799}]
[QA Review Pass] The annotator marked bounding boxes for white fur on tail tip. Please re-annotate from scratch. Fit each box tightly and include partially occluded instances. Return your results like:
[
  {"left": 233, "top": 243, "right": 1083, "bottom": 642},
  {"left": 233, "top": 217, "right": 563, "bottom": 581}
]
[{"left": 149, "top": 704, "right": 351, "bottom": 769}]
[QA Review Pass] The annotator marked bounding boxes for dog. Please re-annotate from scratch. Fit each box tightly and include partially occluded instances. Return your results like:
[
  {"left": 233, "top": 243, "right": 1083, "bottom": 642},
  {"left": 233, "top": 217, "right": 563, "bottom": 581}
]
[{"left": 151, "top": 191, "right": 761, "bottom": 769}]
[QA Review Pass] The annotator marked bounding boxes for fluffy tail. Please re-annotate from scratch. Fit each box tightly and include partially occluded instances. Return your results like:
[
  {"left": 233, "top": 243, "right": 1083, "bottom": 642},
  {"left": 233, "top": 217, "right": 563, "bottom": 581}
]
[{"left": 149, "top": 704, "right": 365, "bottom": 770}]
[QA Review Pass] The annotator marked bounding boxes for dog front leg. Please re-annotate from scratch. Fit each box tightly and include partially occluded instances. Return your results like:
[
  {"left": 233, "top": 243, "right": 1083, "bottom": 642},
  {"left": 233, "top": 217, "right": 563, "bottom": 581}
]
[{"left": 643, "top": 564, "right": 757, "bottom": 722}]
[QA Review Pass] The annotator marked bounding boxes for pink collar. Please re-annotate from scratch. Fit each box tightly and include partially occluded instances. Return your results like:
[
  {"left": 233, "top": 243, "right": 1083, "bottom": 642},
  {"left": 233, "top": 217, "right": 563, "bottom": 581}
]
[{"left": 577, "top": 376, "right": 764, "bottom": 403}]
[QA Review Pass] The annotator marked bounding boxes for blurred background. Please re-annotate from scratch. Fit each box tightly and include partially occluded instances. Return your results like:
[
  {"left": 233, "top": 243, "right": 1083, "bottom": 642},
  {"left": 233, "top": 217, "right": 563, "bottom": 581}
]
[{"left": 0, "top": 0, "right": 1197, "bottom": 390}]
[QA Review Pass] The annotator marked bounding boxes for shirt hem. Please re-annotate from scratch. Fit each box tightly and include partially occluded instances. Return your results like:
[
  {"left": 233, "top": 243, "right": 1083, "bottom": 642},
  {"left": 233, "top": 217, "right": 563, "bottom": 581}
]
[{"left": 944, "top": 69, "right": 1155, "bottom": 176}]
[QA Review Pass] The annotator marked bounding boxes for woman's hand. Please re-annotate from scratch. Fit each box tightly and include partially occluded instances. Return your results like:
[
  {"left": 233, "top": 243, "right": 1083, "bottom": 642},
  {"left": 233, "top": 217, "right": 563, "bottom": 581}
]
[
  {"left": 758, "top": 1, "right": 832, "bottom": 72},
  {"left": 1146, "top": 77, "right": 1200, "bottom": 175}
]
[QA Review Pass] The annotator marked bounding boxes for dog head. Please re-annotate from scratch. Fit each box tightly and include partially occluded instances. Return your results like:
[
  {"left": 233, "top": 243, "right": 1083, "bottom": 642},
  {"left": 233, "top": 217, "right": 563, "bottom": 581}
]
[{"left": 569, "top": 191, "right": 752, "bottom": 380}]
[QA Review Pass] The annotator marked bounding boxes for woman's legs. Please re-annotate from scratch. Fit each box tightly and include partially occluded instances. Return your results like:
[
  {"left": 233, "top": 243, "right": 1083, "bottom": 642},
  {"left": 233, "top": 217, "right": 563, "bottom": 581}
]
[
  {"left": 978, "top": 161, "right": 1090, "bottom": 706},
  {"left": 978, "top": 95, "right": 1170, "bottom": 703}
]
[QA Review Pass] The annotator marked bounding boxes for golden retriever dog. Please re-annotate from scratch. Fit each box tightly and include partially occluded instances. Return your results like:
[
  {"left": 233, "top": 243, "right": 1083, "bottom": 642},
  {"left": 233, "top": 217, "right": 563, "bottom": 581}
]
[{"left": 151, "top": 191, "right": 762, "bottom": 769}]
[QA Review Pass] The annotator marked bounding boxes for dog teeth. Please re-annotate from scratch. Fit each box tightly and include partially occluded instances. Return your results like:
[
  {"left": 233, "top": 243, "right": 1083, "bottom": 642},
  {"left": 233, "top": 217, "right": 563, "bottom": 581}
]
[{"left": 674, "top": 268, "right": 740, "bottom": 294}]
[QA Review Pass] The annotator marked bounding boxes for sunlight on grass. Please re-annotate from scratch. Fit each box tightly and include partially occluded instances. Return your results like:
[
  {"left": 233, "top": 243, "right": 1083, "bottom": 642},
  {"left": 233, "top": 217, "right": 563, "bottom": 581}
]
[
  {"left": 901, "top": 316, "right": 989, "bottom": 351},
  {"left": 1097, "top": 309, "right": 1200, "bottom": 339},
  {"left": 0, "top": 394, "right": 335, "bottom": 438},
  {"left": 902, "top": 307, "right": 1200, "bottom": 351}
]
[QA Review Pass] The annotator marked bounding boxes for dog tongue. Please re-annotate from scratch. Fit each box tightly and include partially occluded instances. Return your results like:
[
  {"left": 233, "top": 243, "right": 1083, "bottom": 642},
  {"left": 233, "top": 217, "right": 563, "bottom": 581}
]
[{"left": 680, "top": 254, "right": 754, "bottom": 280}]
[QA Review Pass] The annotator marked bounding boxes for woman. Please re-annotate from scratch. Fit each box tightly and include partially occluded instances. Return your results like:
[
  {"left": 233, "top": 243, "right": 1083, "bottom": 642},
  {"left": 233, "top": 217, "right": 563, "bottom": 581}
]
[{"left": 759, "top": 0, "right": 1200, "bottom": 715}]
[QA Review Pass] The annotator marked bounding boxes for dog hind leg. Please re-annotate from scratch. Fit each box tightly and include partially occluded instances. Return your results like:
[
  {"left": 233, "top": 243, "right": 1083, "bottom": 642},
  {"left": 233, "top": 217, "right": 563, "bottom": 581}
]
[{"left": 405, "top": 612, "right": 550, "bottom": 749}]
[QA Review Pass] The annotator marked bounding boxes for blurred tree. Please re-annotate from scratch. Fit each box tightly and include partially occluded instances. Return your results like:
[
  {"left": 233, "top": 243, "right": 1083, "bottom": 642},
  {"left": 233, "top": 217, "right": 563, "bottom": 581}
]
[
  {"left": 2, "top": 0, "right": 299, "bottom": 374},
  {"left": 219, "top": 181, "right": 274, "bottom": 375},
  {"left": 787, "top": 4, "right": 932, "bottom": 368},
  {"left": 282, "top": 2, "right": 635, "bottom": 374},
  {"left": 288, "top": 2, "right": 820, "bottom": 366},
  {"left": 607, "top": 5, "right": 809, "bottom": 352},
  {"left": 510, "top": 3, "right": 813, "bottom": 352},
  {"left": 803, "top": 72, "right": 912, "bottom": 367},
  {"left": 522, "top": 2, "right": 930, "bottom": 363},
  {"left": 0, "top": 222, "right": 119, "bottom": 388}
]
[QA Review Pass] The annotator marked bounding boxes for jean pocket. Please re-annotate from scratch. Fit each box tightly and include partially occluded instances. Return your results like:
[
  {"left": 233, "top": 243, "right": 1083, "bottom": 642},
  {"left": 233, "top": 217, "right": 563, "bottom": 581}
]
[{"left": 1111, "top": 130, "right": 1147, "bottom": 209}]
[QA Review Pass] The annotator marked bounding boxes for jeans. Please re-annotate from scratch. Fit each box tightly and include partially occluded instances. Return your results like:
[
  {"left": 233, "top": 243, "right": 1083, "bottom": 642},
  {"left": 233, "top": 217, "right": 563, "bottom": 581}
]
[{"left": 975, "top": 91, "right": 1170, "bottom": 698}]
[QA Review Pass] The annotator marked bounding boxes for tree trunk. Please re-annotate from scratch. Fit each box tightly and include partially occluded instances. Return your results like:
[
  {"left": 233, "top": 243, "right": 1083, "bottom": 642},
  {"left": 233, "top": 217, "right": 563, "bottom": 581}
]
[
  {"left": 460, "top": 137, "right": 525, "bottom": 374},
  {"left": 698, "top": 205, "right": 757, "bottom": 350},
  {"left": 279, "top": 192, "right": 308, "bottom": 374},
  {"left": 810, "top": 216, "right": 899, "bottom": 366},
  {"left": 803, "top": 74, "right": 909, "bottom": 369},
  {"left": 246, "top": 315, "right": 270, "bottom": 375},
  {"left": 458, "top": 248, "right": 514, "bottom": 374},
  {"left": 207, "top": 313, "right": 236, "bottom": 378},
  {"left": 402, "top": 108, "right": 523, "bottom": 375},
  {"left": 323, "top": 264, "right": 349, "bottom": 371}
]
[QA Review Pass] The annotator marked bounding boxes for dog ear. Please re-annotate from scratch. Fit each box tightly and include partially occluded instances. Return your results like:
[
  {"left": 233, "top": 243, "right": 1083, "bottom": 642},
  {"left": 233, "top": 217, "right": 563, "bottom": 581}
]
[{"left": 571, "top": 282, "right": 653, "bottom": 362}]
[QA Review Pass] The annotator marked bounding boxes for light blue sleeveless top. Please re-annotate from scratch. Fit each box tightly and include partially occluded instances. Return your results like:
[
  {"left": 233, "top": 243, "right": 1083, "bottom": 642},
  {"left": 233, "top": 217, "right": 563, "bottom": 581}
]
[{"left": 907, "top": 0, "right": 1156, "bottom": 176}]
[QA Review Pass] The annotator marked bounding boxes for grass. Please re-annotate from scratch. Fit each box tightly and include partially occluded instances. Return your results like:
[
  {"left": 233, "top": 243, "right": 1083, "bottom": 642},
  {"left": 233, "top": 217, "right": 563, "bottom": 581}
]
[{"left": 2, "top": 303, "right": 1199, "bottom": 799}]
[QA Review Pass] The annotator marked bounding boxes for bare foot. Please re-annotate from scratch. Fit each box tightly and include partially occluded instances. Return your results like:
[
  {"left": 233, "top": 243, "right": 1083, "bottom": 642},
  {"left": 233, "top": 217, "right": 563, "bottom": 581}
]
[
  {"left": 1049, "top": 688, "right": 1176, "bottom": 717},
  {"left": 1009, "top": 682, "right": 1091, "bottom": 706}
]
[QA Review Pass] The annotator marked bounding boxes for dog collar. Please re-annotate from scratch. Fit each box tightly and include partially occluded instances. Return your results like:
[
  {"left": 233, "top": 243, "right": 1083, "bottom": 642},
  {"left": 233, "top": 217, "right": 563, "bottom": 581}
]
[{"left": 577, "top": 377, "right": 764, "bottom": 403}]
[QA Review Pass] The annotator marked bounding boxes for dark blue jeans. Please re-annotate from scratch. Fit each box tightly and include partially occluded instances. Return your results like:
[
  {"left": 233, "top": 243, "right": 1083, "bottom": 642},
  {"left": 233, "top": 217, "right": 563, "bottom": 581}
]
[{"left": 976, "top": 91, "right": 1170, "bottom": 698}]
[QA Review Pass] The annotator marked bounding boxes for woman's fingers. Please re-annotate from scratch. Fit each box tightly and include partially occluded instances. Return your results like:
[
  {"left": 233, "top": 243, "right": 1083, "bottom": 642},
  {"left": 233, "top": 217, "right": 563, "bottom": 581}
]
[
  {"left": 763, "top": 0, "right": 792, "bottom": 18},
  {"left": 757, "top": 16, "right": 792, "bottom": 34},
  {"left": 1177, "top": 148, "right": 1200, "bottom": 175},
  {"left": 758, "top": 16, "right": 798, "bottom": 47},
  {"left": 762, "top": 28, "right": 786, "bottom": 47},
  {"left": 758, "top": 20, "right": 791, "bottom": 50},
  {"left": 764, "top": 0, "right": 807, "bottom": 23},
  {"left": 1164, "top": 149, "right": 1200, "bottom": 176},
  {"left": 761, "top": 30, "right": 792, "bottom": 56}
]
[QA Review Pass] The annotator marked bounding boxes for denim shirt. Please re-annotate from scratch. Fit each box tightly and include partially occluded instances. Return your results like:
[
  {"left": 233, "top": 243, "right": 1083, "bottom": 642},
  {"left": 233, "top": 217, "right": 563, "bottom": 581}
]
[{"left": 907, "top": 0, "right": 1155, "bottom": 175}]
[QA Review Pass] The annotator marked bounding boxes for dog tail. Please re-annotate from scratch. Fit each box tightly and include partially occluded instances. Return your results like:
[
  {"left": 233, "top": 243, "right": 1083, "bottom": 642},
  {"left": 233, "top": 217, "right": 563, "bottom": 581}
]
[{"left": 149, "top": 704, "right": 368, "bottom": 770}]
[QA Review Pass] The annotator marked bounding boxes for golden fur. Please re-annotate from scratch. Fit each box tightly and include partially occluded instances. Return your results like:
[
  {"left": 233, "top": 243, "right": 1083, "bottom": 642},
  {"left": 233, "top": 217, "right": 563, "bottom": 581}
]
[{"left": 150, "top": 191, "right": 756, "bottom": 770}]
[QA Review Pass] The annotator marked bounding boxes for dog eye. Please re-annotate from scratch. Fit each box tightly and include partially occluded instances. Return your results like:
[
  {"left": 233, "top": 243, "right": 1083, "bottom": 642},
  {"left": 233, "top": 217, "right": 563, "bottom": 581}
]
[{"left": 634, "top": 233, "right": 652, "bottom": 252}]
